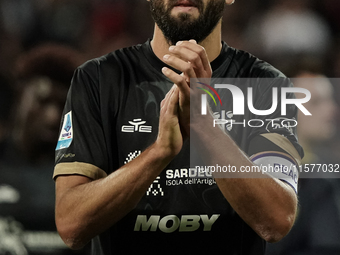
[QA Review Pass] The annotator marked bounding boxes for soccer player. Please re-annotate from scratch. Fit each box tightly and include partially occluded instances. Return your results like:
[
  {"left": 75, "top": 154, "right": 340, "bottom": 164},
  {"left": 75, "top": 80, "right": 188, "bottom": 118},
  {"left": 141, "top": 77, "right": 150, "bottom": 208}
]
[{"left": 54, "top": 0, "right": 303, "bottom": 254}]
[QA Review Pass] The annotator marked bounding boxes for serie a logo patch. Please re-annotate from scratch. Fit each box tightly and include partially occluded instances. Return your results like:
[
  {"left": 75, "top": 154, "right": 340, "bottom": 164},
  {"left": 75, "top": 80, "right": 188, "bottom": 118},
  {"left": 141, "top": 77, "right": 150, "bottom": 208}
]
[{"left": 56, "top": 111, "right": 73, "bottom": 150}]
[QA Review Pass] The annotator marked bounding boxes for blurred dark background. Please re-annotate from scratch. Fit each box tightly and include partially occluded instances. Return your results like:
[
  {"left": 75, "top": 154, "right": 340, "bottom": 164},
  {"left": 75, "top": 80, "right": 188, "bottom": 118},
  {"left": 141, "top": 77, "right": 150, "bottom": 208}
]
[{"left": 1, "top": 0, "right": 340, "bottom": 75}]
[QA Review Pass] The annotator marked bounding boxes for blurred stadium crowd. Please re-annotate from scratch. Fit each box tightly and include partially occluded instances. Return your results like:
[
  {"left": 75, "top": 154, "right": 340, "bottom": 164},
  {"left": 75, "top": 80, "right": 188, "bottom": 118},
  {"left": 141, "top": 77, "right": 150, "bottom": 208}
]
[
  {"left": 1, "top": 0, "right": 340, "bottom": 75},
  {"left": 0, "top": 0, "right": 340, "bottom": 254}
]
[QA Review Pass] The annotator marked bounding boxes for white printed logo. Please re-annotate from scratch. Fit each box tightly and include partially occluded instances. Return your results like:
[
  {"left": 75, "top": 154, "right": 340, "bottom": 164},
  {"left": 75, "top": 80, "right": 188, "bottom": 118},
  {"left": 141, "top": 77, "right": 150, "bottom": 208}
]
[
  {"left": 124, "top": 150, "right": 141, "bottom": 164},
  {"left": 146, "top": 177, "right": 164, "bottom": 197},
  {"left": 121, "top": 119, "right": 152, "bottom": 133},
  {"left": 124, "top": 151, "right": 164, "bottom": 196}
]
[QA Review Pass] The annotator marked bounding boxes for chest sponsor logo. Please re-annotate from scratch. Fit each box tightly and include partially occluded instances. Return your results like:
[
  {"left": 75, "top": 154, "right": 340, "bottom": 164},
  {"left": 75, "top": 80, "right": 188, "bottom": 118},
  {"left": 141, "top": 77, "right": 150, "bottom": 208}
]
[
  {"left": 56, "top": 111, "right": 73, "bottom": 150},
  {"left": 165, "top": 168, "right": 216, "bottom": 186},
  {"left": 145, "top": 168, "right": 217, "bottom": 197},
  {"left": 121, "top": 119, "right": 152, "bottom": 133},
  {"left": 134, "top": 214, "right": 220, "bottom": 233}
]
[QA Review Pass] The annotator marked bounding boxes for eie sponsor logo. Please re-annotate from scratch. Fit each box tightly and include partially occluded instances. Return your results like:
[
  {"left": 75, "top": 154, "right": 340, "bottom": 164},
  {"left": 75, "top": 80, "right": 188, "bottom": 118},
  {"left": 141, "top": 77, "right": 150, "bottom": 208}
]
[{"left": 121, "top": 119, "right": 152, "bottom": 133}]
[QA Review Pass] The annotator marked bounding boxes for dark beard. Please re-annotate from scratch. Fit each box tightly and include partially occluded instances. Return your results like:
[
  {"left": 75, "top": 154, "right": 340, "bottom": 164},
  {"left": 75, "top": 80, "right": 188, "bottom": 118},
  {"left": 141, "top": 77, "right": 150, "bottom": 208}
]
[{"left": 150, "top": 0, "right": 225, "bottom": 45}]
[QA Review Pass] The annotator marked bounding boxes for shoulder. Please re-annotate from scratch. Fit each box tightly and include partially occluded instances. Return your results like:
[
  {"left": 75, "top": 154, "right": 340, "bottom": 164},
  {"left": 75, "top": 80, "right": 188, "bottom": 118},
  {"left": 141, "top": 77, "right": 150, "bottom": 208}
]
[
  {"left": 68, "top": 43, "right": 147, "bottom": 103},
  {"left": 67, "top": 43, "right": 144, "bottom": 91},
  {"left": 78, "top": 44, "right": 145, "bottom": 75},
  {"left": 227, "top": 46, "right": 286, "bottom": 78}
]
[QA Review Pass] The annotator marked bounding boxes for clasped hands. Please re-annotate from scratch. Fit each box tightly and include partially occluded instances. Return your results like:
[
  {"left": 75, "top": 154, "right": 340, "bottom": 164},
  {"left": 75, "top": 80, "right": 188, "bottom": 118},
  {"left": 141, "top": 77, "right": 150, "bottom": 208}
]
[{"left": 156, "top": 40, "right": 212, "bottom": 157}]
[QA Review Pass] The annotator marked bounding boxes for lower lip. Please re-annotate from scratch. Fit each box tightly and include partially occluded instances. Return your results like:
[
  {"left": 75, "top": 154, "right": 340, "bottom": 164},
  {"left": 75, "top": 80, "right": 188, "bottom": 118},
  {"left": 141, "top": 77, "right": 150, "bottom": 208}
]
[{"left": 172, "top": 5, "right": 197, "bottom": 12}]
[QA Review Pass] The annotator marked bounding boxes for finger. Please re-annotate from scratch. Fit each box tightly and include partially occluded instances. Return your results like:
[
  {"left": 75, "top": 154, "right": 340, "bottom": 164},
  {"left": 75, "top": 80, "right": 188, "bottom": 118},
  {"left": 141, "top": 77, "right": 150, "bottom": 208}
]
[
  {"left": 161, "top": 85, "right": 175, "bottom": 109},
  {"left": 169, "top": 45, "right": 205, "bottom": 77},
  {"left": 167, "top": 86, "right": 179, "bottom": 116},
  {"left": 180, "top": 72, "right": 190, "bottom": 84},
  {"left": 174, "top": 41, "right": 211, "bottom": 76},
  {"left": 162, "top": 67, "right": 190, "bottom": 97},
  {"left": 163, "top": 54, "right": 196, "bottom": 79}
]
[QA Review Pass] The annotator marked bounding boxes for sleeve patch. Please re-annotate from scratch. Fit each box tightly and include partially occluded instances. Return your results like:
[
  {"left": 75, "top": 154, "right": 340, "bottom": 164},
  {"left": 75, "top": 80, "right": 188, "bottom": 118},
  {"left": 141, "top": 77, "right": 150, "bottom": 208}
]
[{"left": 56, "top": 111, "right": 73, "bottom": 150}]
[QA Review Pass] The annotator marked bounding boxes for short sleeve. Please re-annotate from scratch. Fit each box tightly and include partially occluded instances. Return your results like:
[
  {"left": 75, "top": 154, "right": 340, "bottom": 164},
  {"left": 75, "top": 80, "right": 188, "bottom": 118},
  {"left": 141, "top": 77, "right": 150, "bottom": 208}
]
[
  {"left": 246, "top": 77, "right": 303, "bottom": 192},
  {"left": 53, "top": 63, "right": 108, "bottom": 180}
]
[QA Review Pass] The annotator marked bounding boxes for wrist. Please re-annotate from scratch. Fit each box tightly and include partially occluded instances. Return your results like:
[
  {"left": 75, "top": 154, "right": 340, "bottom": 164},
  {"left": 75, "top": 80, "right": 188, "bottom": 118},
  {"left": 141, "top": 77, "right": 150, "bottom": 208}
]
[
  {"left": 152, "top": 139, "right": 179, "bottom": 162},
  {"left": 190, "top": 111, "right": 215, "bottom": 134}
]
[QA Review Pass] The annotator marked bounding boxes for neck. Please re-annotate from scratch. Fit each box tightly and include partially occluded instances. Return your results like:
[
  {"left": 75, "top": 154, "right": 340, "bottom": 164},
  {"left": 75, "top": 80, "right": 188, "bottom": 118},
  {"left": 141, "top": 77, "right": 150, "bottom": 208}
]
[{"left": 151, "top": 20, "right": 222, "bottom": 64}]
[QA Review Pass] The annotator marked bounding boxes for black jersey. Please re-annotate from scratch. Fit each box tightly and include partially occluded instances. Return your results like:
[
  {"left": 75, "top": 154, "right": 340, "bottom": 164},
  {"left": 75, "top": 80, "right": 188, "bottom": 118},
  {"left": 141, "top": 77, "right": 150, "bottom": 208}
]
[{"left": 54, "top": 40, "right": 303, "bottom": 255}]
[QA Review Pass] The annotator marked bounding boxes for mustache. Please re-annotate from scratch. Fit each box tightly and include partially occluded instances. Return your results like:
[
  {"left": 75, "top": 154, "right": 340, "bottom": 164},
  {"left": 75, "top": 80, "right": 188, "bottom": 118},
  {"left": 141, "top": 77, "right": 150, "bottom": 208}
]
[{"left": 168, "top": 0, "right": 204, "bottom": 10}]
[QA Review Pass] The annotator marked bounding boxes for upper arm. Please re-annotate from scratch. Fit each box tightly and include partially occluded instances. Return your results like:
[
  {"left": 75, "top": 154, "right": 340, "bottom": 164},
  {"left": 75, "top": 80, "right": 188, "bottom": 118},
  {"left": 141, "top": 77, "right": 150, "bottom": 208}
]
[{"left": 55, "top": 175, "right": 92, "bottom": 206}]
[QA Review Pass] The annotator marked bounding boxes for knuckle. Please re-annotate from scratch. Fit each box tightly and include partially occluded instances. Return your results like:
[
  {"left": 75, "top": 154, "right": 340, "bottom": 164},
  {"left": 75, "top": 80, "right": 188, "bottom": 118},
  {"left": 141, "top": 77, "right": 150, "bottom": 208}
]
[
  {"left": 198, "top": 46, "right": 205, "bottom": 54},
  {"left": 167, "top": 55, "right": 174, "bottom": 62},
  {"left": 183, "top": 63, "right": 192, "bottom": 73},
  {"left": 178, "top": 75, "right": 186, "bottom": 83},
  {"left": 174, "top": 45, "right": 182, "bottom": 52},
  {"left": 176, "top": 75, "right": 186, "bottom": 84},
  {"left": 188, "top": 54, "right": 199, "bottom": 64},
  {"left": 198, "top": 48, "right": 207, "bottom": 59}
]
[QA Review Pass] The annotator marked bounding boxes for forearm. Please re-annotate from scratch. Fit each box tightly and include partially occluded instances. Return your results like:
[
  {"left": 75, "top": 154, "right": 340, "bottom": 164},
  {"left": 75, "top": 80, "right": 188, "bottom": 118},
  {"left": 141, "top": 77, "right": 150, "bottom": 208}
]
[
  {"left": 55, "top": 143, "right": 174, "bottom": 249},
  {"left": 191, "top": 115, "right": 297, "bottom": 242},
  {"left": 215, "top": 173, "right": 297, "bottom": 242}
]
